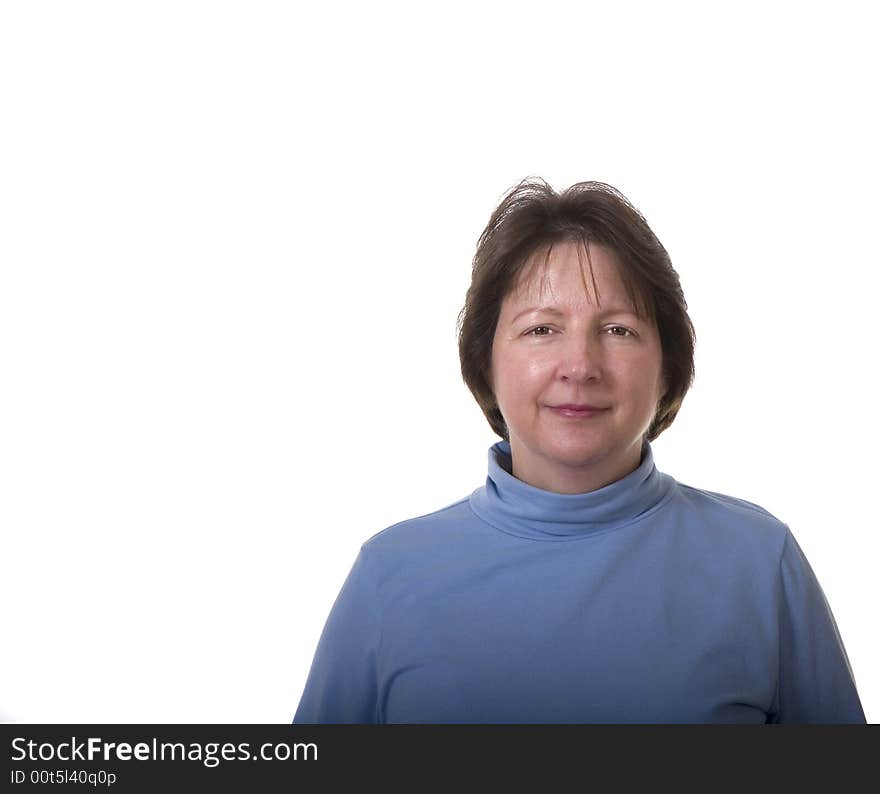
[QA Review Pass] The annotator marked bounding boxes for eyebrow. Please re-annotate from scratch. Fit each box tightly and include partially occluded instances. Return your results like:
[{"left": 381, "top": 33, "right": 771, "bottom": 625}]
[{"left": 511, "top": 305, "right": 641, "bottom": 323}]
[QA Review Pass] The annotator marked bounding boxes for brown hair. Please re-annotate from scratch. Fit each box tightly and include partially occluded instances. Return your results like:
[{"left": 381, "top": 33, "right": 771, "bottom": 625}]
[{"left": 456, "top": 177, "right": 696, "bottom": 443}]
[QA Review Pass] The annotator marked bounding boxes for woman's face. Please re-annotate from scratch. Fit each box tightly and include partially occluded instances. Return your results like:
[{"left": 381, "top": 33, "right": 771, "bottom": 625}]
[{"left": 489, "top": 239, "right": 666, "bottom": 494}]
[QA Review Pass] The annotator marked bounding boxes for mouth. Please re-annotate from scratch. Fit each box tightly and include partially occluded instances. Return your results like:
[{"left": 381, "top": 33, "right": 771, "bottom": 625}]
[{"left": 548, "top": 405, "right": 609, "bottom": 418}]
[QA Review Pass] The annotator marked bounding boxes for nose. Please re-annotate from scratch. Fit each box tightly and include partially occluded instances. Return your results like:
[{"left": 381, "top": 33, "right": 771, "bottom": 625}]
[{"left": 560, "top": 334, "right": 603, "bottom": 382}]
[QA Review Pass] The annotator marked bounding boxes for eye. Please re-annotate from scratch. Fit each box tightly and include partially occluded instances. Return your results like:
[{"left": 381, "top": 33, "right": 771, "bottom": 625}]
[
  {"left": 525, "top": 325, "right": 554, "bottom": 337},
  {"left": 606, "top": 325, "right": 635, "bottom": 337}
]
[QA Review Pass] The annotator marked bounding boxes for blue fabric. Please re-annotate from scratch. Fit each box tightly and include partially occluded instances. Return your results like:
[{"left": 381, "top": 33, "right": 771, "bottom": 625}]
[{"left": 293, "top": 440, "right": 866, "bottom": 723}]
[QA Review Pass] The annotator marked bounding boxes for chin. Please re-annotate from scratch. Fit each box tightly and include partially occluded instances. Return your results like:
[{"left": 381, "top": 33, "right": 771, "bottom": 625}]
[{"left": 542, "top": 440, "right": 611, "bottom": 466}]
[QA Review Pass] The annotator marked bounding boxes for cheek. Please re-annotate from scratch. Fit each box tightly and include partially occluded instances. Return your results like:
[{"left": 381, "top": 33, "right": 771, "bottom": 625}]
[
  {"left": 496, "top": 351, "right": 549, "bottom": 391},
  {"left": 498, "top": 367, "right": 553, "bottom": 418},
  {"left": 611, "top": 358, "right": 663, "bottom": 398}
]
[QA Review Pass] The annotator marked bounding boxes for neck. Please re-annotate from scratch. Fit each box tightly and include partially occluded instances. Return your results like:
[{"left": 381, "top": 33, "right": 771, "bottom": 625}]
[
  {"left": 508, "top": 438, "right": 646, "bottom": 495},
  {"left": 469, "top": 437, "right": 673, "bottom": 541}
]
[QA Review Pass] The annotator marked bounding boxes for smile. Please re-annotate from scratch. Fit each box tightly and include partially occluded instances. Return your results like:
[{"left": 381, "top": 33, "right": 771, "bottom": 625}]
[{"left": 549, "top": 406, "right": 608, "bottom": 418}]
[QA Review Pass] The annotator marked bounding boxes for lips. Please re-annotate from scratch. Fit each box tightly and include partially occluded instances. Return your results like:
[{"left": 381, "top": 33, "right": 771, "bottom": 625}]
[
  {"left": 549, "top": 404, "right": 609, "bottom": 418},
  {"left": 552, "top": 404, "right": 607, "bottom": 411}
]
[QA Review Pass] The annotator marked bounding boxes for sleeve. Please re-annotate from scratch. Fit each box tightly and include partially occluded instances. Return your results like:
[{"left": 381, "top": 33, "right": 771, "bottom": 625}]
[
  {"left": 768, "top": 528, "right": 866, "bottom": 723},
  {"left": 292, "top": 545, "right": 382, "bottom": 724}
]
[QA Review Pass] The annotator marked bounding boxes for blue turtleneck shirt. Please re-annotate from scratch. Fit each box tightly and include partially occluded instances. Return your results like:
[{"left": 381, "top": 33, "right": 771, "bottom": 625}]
[{"left": 293, "top": 440, "right": 865, "bottom": 723}]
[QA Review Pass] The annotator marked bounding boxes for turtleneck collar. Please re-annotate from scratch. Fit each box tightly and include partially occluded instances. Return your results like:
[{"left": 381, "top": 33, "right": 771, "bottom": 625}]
[{"left": 469, "top": 439, "right": 676, "bottom": 541}]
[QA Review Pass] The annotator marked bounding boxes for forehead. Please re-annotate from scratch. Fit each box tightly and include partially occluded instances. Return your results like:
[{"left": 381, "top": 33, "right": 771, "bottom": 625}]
[{"left": 507, "top": 239, "right": 632, "bottom": 309}]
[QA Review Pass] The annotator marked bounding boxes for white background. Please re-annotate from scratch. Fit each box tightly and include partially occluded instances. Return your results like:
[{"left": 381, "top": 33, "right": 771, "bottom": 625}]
[{"left": 1, "top": 1, "right": 876, "bottom": 723}]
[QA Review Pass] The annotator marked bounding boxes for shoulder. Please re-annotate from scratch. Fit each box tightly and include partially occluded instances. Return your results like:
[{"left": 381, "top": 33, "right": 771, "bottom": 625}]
[
  {"left": 352, "top": 497, "right": 480, "bottom": 588},
  {"left": 668, "top": 478, "right": 791, "bottom": 558},
  {"left": 360, "top": 496, "right": 475, "bottom": 555},
  {"left": 676, "top": 479, "right": 784, "bottom": 521}
]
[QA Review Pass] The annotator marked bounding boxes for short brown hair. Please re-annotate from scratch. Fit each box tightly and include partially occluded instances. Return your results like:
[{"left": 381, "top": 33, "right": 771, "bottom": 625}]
[{"left": 456, "top": 177, "right": 696, "bottom": 443}]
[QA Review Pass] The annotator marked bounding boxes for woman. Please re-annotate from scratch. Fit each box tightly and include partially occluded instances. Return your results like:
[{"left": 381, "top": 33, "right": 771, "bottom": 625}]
[{"left": 293, "top": 179, "right": 866, "bottom": 724}]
